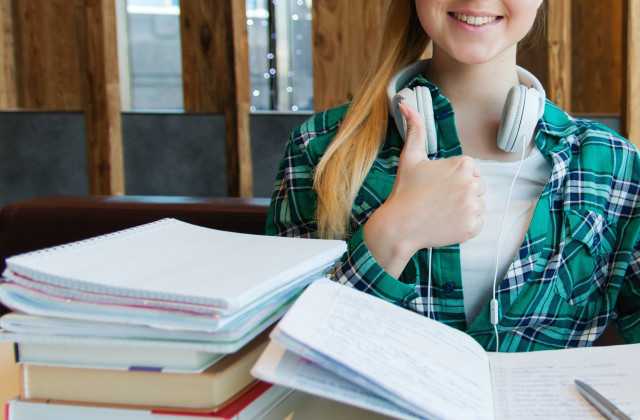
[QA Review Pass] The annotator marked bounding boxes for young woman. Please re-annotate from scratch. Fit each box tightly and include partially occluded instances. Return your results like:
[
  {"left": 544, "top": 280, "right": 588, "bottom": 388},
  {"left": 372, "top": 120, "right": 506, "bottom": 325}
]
[{"left": 266, "top": 0, "right": 640, "bottom": 351}]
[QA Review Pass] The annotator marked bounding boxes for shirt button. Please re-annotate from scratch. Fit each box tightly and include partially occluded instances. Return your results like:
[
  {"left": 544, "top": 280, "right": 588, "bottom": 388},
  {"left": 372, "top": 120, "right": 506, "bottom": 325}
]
[
  {"left": 443, "top": 282, "right": 455, "bottom": 293},
  {"left": 355, "top": 195, "right": 364, "bottom": 205},
  {"left": 437, "top": 109, "right": 448, "bottom": 119}
]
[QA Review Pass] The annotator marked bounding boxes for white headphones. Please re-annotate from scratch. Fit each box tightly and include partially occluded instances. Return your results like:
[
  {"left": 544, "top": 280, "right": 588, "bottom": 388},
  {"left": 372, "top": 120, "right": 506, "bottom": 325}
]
[{"left": 387, "top": 59, "right": 546, "bottom": 155}]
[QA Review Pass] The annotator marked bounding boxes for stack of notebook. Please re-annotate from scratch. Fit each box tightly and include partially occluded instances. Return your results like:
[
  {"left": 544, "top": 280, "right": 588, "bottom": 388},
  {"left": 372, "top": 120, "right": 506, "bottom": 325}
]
[{"left": 0, "top": 218, "right": 347, "bottom": 418}]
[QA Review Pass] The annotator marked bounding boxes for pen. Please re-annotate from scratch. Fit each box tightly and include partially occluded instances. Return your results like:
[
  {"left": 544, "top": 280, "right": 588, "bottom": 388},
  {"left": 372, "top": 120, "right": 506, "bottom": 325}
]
[{"left": 574, "top": 379, "right": 632, "bottom": 420}]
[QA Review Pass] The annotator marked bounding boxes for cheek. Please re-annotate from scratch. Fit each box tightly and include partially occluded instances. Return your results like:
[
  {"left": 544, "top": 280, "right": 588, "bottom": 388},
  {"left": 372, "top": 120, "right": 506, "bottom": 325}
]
[
  {"left": 414, "top": 0, "right": 443, "bottom": 40},
  {"left": 414, "top": 1, "right": 430, "bottom": 28},
  {"left": 517, "top": 12, "right": 540, "bottom": 41},
  {"left": 510, "top": 2, "right": 542, "bottom": 38}
]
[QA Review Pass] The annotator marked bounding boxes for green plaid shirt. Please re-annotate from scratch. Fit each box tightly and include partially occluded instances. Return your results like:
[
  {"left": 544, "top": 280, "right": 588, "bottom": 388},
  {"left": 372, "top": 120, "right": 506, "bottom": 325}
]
[{"left": 266, "top": 78, "right": 640, "bottom": 352}]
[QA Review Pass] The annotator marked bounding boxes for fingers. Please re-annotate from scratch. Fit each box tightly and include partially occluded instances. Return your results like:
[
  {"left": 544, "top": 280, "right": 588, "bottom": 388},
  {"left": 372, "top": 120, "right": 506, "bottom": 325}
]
[
  {"left": 455, "top": 157, "right": 486, "bottom": 242},
  {"left": 472, "top": 159, "right": 483, "bottom": 178},
  {"left": 391, "top": 104, "right": 488, "bottom": 248},
  {"left": 468, "top": 214, "right": 485, "bottom": 242},
  {"left": 398, "top": 103, "right": 428, "bottom": 159},
  {"left": 455, "top": 192, "right": 485, "bottom": 244},
  {"left": 454, "top": 156, "right": 486, "bottom": 199},
  {"left": 474, "top": 172, "right": 486, "bottom": 196},
  {"left": 457, "top": 154, "right": 483, "bottom": 179}
]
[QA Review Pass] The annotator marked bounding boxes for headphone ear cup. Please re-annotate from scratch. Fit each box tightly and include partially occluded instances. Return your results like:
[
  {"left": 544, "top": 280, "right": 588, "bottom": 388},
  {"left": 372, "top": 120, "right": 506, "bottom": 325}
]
[
  {"left": 414, "top": 86, "right": 438, "bottom": 155},
  {"left": 392, "top": 87, "right": 438, "bottom": 155},
  {"left": 497, "top": 85, "right": 526, "bottom": 152},
  {"left": 498, "top": 85, "right": 545, "bottom": 152},
  {"left": 392, "top": 88, "right": 418, "bottom": 141}
]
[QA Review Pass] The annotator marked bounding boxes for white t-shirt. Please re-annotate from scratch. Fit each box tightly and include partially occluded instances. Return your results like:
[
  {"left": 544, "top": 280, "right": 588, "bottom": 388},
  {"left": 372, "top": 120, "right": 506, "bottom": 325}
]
[{"left": 459, "top": 146, "right": 551, "bottom": 325}]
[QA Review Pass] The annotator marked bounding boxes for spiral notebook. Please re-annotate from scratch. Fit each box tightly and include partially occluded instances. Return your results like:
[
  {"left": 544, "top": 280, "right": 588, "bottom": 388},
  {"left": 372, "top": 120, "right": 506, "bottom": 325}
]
[{"left": 0, "top": 218, "right": 347, "bottom": 332}]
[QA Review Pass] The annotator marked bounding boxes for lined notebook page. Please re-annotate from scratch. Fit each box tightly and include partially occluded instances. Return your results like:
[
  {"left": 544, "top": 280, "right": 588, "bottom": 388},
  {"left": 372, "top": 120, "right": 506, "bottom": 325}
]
[
  {"left": 251, "top": 341, "right": 419, "bottom": 420},
  {"left": 273, "top": 279, "right": 495, "bottom": 420},
  {"left": 5, "top": 219, "right": 346, "bottom": 308},
  {"left": 489, "top": 342, "right": 640, "bottom": 419}
]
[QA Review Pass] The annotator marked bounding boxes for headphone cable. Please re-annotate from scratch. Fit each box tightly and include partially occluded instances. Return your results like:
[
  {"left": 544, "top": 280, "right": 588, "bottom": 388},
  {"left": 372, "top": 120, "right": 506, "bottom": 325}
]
[{"left": 490, "top": 134, "right": 528, "bottom": 352}]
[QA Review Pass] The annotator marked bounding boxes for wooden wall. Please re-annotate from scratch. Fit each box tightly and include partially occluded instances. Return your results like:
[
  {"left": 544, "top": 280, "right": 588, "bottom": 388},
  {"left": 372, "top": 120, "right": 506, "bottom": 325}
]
[
  {"left": 624, "top": 0, "right": 640, "bottom": 142},
  {"left": 10, "top": 0, "right": 86, "bottom": 110},
  {"left": 11, "top": 0, "right": 628, "bottom": 115},
  {"left": 1, "top": 0, "right": 637, "bottom": 197},
  {"left": 520, "top": 0, "right": 626, "bottom": 115},
  {"left": 0, "top": 0, "right": 16, "bottom": 109},
  {"left": 1, "top": 0, "right": 252, "bottom": 197},
  {"left": 84, "top": 0, "right": 124, "bottom": 195},
  {"left": 571, "top": 0, "right": 624, "bottom": 114},
  {"left": 180, "top": 0, "right": 251, "bottom": 197},
  {"left": 4, "top": 0, "right": 124, "bottom": 195},
  {"left": 311, "top": 0, "right": 388, "bottom": 109}
]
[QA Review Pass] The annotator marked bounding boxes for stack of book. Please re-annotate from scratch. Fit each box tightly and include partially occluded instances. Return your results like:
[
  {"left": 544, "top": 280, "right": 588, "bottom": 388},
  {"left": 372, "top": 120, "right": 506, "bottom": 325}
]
[{"left": 0, "top": 218, "right": 347, "bottom": 419}]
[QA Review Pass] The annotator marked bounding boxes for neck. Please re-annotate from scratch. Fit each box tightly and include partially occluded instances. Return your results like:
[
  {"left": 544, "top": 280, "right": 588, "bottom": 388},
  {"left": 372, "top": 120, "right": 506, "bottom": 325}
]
[
  {"left": 425, "top": 45, "right": 520, "bottom": 110},
  {"left": 424, "top": 46, "right": 528, "bottom": 161}
]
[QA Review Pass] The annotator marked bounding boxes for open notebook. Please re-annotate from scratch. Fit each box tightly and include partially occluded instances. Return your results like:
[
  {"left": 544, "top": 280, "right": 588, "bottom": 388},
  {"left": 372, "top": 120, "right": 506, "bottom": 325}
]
[{"left": 252, "top": 279, "right": 640, "bottom": 420}]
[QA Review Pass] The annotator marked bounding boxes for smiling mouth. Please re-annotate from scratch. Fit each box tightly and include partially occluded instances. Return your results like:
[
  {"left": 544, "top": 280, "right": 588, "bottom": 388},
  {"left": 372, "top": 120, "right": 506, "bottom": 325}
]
[{"left": 450, "top": 12, "right": 499, "bottom": 26}]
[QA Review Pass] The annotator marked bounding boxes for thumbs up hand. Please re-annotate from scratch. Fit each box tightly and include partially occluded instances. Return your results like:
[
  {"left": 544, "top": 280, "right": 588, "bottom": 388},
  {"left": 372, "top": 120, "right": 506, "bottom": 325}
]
[{"left": 363, "top": 103, "right": 486, "bottom": 277}]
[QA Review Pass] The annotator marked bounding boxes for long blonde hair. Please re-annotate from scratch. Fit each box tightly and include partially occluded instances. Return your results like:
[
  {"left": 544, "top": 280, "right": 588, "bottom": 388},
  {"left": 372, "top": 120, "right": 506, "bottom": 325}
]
[{"left": 313, "top": 0, "right": 431, "bottom": 239}]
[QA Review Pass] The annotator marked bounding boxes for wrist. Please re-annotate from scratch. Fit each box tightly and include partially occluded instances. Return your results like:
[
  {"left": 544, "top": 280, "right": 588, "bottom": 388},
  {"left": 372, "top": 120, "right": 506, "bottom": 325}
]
[{"left": 363, "top": 205, "right": 416, "bottom": 277}]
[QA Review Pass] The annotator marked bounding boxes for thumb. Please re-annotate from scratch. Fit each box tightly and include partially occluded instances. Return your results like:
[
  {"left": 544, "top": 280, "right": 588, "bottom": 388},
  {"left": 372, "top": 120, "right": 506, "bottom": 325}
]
[{"left": 398, "top": 103, "right": 428, "bottom": 160}]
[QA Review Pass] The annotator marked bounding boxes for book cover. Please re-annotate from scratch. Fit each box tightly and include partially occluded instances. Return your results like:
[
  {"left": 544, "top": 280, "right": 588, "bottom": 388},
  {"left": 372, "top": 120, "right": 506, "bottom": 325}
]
[
  {"left": 6, "top": 382, "right": 292, "bottom": 419},
  {"left": 19, "top": 328, "right": 270, "bottom": 410},
  {"left": 12, "top": 337, "right": 225, "bottom": 372}
]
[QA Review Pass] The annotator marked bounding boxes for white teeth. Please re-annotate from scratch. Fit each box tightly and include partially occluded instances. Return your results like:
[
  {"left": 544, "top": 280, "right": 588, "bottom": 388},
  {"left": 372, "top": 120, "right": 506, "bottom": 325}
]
[{"left": 453, "top": 12, "right": 497, "bottom": 26}]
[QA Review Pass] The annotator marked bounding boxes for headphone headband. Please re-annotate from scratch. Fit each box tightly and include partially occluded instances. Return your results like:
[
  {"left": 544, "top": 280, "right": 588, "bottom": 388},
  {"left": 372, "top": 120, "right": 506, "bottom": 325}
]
[
  {"left": 387, "top": 59, "right": 546, "bottom": 116},
  {"left": 387, "top": 59, "right": 546, "bottom": 154},
  {"left": 513, "top": 65, "right": 546, "bottom": 120}
]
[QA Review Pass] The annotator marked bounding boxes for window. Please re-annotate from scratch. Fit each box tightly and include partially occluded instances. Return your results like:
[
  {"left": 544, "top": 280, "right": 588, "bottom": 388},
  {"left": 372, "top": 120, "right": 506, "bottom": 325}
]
[
  {"left": 247, "top": 0, "right": 313, "bottom": 112},
  {"left": 117, "top": 0, "right": 313, "bottom": 112},
  {"left": 117, "top": 0, "right": 183, "bottom": 111}
]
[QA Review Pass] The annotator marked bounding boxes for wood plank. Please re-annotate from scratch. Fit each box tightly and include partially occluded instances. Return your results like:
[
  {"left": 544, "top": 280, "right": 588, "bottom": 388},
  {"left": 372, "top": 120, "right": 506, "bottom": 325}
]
[
  {"left": 228, "top": 0, "right": 252, "bottom": 198},
  {"left": 571, "top": 0, "right": 623, "bottom": 113},
  {"left": 0, "top": 0, "right": 17, "bottom": 108},
  {"left": 180, "top": 0, "right": 252, "bottom": 197},
  {"left": 546, "top": 0, "right": 571, "bottom": 111},
  {"left": 311, "top": 0, "right": 387, "bottom": 111},
  {"left": 623, "top": 0, "right": 640, "bottom": 146},
  {"left": 83, "top": 0, "right": 124, "bottom": 195},
  {"left": 11, "top": 0, "right": 85, "bottom": 110},
  {"left": 181, "top": 1, "right": 225, "bottom": 112}
]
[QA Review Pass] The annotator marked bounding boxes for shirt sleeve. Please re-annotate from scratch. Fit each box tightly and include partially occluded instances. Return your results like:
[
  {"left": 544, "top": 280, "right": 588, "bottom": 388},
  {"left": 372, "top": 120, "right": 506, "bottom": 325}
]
[
  {"left": 265, "top": 127, "right": 418, "bottom": 305},
  {"left": 264, "top": 130, "right": 317, "bottom": 239},
  {"left": 333, "top": 226, "right": 419, "bottom": 303},
  {"left": 616, "top": 246, "right": 640, "bottom": 343}
]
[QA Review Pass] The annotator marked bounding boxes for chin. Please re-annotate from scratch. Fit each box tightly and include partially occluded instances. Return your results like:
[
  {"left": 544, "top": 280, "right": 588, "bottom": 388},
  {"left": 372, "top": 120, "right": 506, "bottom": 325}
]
[
  {"left": 443, "top": 45, "right": 510, "bottom": 66},
  {"left": 450, "top": 54, "right": 498, "bottom": 66}
]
